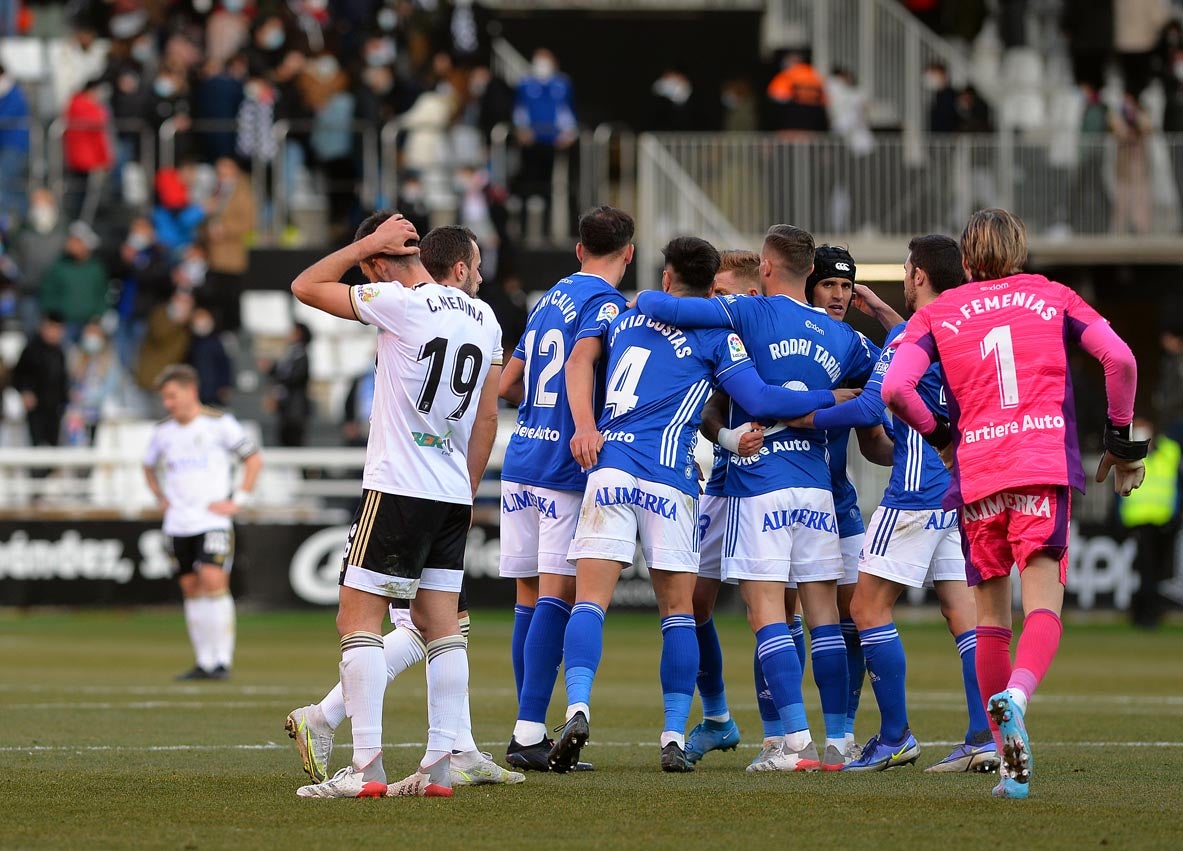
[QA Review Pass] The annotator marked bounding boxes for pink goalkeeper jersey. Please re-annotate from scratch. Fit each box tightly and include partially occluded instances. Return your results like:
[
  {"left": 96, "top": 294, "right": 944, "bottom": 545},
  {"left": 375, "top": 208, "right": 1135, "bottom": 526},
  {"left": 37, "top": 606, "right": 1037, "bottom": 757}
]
[{"left": 897, "top": 273, "right": 1105, "bottom": 506}]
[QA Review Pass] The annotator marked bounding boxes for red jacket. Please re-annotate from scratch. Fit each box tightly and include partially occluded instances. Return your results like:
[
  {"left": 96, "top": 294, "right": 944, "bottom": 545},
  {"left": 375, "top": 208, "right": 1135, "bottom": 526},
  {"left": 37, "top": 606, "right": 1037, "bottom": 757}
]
[{"left": 63, "top": 92, "right": 114, "bottom": 172}]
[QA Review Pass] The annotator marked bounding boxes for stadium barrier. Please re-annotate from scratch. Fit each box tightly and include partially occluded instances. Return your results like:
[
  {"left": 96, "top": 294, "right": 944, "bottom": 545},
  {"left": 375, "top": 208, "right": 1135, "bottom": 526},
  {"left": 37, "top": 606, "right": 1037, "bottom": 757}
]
[{"left": 0, "top": 420, "right": 1170, "bottom": 611}]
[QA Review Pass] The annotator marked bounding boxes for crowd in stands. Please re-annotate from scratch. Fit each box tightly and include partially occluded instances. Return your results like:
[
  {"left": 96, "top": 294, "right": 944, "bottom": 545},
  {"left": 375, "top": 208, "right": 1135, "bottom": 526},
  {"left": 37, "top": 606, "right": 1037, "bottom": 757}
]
[{"left": 1, "top": 1, "right": 1183, "bottom": 456}]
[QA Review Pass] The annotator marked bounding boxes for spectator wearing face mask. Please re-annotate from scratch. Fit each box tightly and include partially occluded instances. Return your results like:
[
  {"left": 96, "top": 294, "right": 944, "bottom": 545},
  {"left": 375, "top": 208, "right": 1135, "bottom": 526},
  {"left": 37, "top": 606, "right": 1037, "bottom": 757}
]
[
  {"left": 202, "top": 156, "right": 254, "bottom": 331},
  {"left": 173, "top": 243, "right": 209, "bottom": 297},
  {"left": 38, "top": 221, "right": 110, "bottom": 341},
  {"left": 12, "top": 189, "right": 67, "bottom": 334},
  {"left": 300, "top": 51, "right": 356, "bottom": 243},
  {"left": 135, "top": 289, "right": 193, "bottom": 392},
  {"left": 513, "top": 48, "right": 577, "bottom": 224},
  {"left": 114, "top": 216, "right": 173, "bottom": 368},
  {"left": 0, "top": 62, "right": 30, "bottom": 223},
  {"left": 67, "top": 319, "right": 122, "bottom": 445},
  {"left": 187, "top": 305, "right": 233, "bottom": 406},
  {"left": 649, "top": 68, "right": 701, "bottom": 132}
]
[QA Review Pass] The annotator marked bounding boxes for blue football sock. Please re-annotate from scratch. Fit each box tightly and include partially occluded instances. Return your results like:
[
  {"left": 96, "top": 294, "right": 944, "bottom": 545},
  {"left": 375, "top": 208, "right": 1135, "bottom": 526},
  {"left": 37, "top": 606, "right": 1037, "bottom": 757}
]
[
  {"left": 753, "top": 646, "right": 785, "bottom": 738},
  {"left": 955, "top": 629, "right": 991, "bottom": 741},
  {"left": 511, "top": 604, "right": 534, "bottom": 703},
  {"left": 695, "top": 618, "right": 729, "bottom": 720},
  {"left": 756, "top": 623, "right": 808, "bottom": 734},
  {"left": 860, "top": 623, "right": 909, "bottom": 742},
  {"left": 810, "top": 624, "right": 850, "bottom": 742},
  {"left": 660, "top": 615, "right": 698, "bottom": 735},
  {"left": 840, "top": 618, "right": 865, "bottom": 737},
  {"left": 790, "top": 614, "right": 807, "bottom": 678},
  {"left": 563, "top": 602, "right": 605, "bottom": 710},
  {"left": 518, "top": 596, "right": 570, "bottom": 724}
]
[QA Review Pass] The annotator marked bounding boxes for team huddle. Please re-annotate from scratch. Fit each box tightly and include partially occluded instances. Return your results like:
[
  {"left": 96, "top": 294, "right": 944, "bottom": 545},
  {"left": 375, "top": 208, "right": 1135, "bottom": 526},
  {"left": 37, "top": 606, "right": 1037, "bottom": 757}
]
[{"left": 148, "top": 202, "right": 1145, "bottom": 802}]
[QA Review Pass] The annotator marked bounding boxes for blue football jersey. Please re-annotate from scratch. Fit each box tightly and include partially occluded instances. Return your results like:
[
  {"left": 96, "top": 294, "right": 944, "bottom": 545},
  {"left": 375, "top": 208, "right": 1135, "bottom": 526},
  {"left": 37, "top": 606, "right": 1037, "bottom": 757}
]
[
  {"left": 830, "top": 336, "right": 880, "bottom": 538},
  {"left": 875, "top": 323, "right": 951, "bottom": 510},
  {"left": 594, "top": 310, "right": 755, "bottom": 496},
  {"left": 502, "top": 272, "right": 626, "bottom": 492},
  {"left": 704, "top": 443, "right": 728, "bottom": 497},
  {"left": 718, "top": 295, "right": 875, "bottom": 497}
]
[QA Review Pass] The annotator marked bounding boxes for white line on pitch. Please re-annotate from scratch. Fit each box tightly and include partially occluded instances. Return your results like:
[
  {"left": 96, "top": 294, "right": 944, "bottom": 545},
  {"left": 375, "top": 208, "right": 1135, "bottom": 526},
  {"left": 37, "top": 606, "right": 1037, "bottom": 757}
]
[{"left": 3, "top": 741, "right": 1183, "bottom": 753}]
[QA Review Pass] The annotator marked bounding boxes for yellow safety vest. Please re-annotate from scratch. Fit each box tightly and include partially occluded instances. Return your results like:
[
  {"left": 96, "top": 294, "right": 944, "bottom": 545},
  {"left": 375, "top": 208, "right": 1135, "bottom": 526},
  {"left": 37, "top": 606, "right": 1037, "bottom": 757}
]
[{"left": 1119, "top": 437, "right": 1181, "bottom": 527}]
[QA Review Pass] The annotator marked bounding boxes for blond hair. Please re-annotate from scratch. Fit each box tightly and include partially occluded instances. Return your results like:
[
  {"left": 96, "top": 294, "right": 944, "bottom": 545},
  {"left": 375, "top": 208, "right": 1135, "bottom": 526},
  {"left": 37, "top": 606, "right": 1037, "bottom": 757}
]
[
  {"left": 155, "top": 363, "right": 198, "bottom": 390},
  {"left": 960, "top": 208, "right": 1027, "bottom": 282},
  {"left": 718, "top": 249, "right": 762, "bottom": 288}
]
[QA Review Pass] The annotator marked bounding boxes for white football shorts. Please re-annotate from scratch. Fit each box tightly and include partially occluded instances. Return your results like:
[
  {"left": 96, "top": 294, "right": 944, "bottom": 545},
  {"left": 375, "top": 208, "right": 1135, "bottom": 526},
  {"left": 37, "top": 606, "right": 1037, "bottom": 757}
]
[
  {"left": 839, "top": 531, "right": 864, "bottom": 586},
  {"left": 721, "top": 487, "right": 843, "bottom": 584},
  {"left": 697, "top": 493, "right": 727, "bottom": 581},
  {"left": 859, "top": 506, "right": 965, "bottom": 588},
  {"left": 567, "top": 467, "right": 700, "bottom": 573},
  {"left": 498, "top": 482, "right": 583, "bottom": 578}
]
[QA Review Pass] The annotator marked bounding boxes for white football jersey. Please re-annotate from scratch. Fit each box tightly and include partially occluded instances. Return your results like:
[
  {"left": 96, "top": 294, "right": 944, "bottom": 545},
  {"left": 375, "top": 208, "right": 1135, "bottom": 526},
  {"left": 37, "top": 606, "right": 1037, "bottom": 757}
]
[
  {"left": 144, "top": 409, "right": 258, "bottom": 536},
  {"left": 350, "top": 280, "right": 503, "bottom": 505}
]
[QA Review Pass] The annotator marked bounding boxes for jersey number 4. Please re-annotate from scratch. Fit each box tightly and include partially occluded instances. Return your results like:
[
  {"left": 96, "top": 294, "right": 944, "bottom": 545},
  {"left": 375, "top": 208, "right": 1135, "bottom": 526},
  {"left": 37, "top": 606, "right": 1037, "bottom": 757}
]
[
  {"left": 416, "top": 336, "right": 484, "bottom": 420},
  {"left": 603, "top": 345, "right": 652, "bottom": 418},
  {"left": 980, "top": 324, "right": 1020, "bottom": 409}
]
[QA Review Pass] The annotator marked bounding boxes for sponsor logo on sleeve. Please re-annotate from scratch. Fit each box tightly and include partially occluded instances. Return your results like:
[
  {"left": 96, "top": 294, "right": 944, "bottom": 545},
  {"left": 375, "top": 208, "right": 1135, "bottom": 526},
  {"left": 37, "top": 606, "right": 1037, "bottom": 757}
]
[
  {"left": 727, "top": 333, "right": 748, "bottom": 362},
  {"left": 596, "top": 302, "right": 619, "bottom": 323}
]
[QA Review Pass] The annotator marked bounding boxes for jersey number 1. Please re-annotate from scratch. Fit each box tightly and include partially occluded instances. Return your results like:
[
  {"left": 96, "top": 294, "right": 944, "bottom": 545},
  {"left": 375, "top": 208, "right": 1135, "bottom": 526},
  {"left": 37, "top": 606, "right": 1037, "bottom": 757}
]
[
  {"left": 980, "top": 324, "right": 1020, "bottom": 409},
  {"left": 416, "top": 336, "right": 484, "bottom": 419}
]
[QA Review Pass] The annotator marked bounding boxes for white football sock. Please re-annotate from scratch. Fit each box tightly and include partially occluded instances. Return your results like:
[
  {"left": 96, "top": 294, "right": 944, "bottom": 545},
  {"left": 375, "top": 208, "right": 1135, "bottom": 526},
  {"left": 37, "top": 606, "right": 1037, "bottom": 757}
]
[
  {"left": 209, "top": 593, "right": 236, "bottom": 668},
  {"left": 566, "top": 702, "right": 590, "bottom": 723},
  {"left": 187, "top": 597, "right": 218, "bottom": 671},
  {"left": 340, "top": 632, "right": 387, "bottom": 779},
  {"left": 825, "top": 736, "right": 846, "bottom": 753},
  {"left": 660, "top": 731, "right": 685, "bottom": 749},
  {"left": 513, "top": 720, "right": 548, "bottom": 747},
  {"left": 784, "top": 730, "right": 812, "bottom": 753},
  {"left": 182, "top": 598, "right": 204, "bottom": 667},
  {"left": 424, "top": 635, "right": 468, "bottom": 766},
  {"left": 321, "top": 626, "right": 428, "bottom": 730}
]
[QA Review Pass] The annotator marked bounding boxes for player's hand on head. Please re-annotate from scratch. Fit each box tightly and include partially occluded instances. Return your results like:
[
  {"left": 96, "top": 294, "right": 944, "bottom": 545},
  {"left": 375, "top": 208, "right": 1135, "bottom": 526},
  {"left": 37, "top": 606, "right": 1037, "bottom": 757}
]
[
  {"left": 371, "top": 213, "right": 420, "bottom": 256},
  {"left": 208, "top": 499, "right": 239, "bottom": 516},
  {"left": 1096, "top": 451, "right": 1146, "bottom": 496},
  {"left": 737, "top": 424, "right": 764, "bottom": 457},
  {"left": 570, "top": 426, "right": 604, "bottom": 472}
]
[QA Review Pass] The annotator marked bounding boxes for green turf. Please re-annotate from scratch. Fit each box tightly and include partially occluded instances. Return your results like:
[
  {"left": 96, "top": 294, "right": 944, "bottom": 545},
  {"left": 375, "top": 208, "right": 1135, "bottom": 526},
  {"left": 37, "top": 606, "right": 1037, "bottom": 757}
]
[{"left": 1, "top": 609, "right": 1180, "bottom": 849}]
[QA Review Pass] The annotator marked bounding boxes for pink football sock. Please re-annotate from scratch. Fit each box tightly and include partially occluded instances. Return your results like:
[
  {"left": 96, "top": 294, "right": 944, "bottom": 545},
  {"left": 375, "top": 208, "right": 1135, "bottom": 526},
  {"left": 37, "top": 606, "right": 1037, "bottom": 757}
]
[
  {"left": 975, "top": 625, "right": 1013, "bottom": 752},
  {"left": 1009, "top": 609, "right": 1064, "bottom": 705}
]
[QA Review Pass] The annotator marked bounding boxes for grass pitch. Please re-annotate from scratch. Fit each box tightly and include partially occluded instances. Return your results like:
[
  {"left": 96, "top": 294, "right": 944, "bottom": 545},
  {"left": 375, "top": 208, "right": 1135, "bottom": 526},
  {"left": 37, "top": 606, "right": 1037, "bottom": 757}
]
[{"left": 1, "top": 609, "right": 1180, "bottom": 850}]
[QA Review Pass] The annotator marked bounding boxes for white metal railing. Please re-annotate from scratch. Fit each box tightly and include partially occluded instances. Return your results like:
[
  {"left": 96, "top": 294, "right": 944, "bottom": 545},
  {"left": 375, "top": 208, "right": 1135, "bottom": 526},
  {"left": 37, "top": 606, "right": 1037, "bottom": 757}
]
[
  {"left": 636, "top": 133, "right": 746, "bottom": 291},
  {"left": 639, "top": 131, "right": 1183, "bottom": 248},
  {"left": 0, "top": 412, "right": 523, "bottom": 515},
  {"left": 764, "top": 0, "right": 983, "bottom": 134},
  {"left": 491, "top": 36, "right": 531, "bottom": 87},
  {"left": 0, "top": 418, "right": 1116, "bottom": 525}
]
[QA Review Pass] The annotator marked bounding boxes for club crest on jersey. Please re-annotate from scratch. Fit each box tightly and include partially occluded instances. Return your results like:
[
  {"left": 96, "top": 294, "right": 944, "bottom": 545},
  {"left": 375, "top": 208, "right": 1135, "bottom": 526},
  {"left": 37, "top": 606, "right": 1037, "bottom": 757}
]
[
  {"left": 357, "top": 285, "right": 380, "bottom": 303},
  {"left": 726, "top": 333, "right": 748, "bottom": 362},
  {"left": 596, "top": 302, "right": 620, "bottom": 323},
  {"left": 411, "top": 430, "right": 453, "bottom": 454}
]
